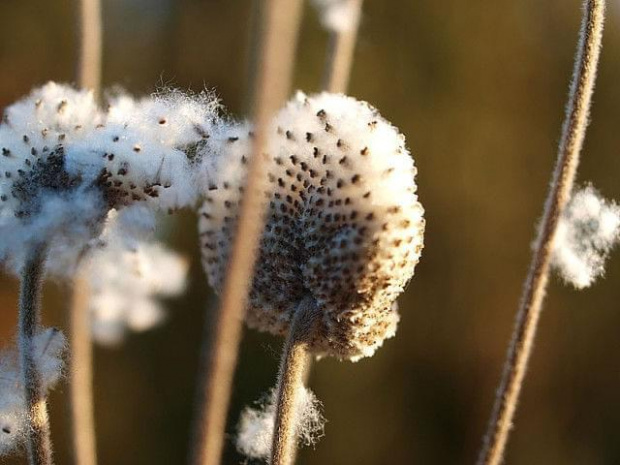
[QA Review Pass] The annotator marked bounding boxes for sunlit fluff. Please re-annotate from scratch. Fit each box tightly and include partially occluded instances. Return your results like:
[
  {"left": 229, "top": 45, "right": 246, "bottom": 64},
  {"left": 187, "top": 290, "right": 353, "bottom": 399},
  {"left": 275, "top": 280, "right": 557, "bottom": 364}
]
[
  {"left": 84, "top": 209, "right": 188, "bottom": 345},
  {"left": 199, "top": 92, "right": 424, "bottom": 361},
  {"left": 551, "top": 185, "right": 620, "bottom": 289},
  {"left": 236, "top": 387, "right": 325, "bottom": 461},
  {"left": 0, "top": 329, "right": 65, "bottom": 456}
]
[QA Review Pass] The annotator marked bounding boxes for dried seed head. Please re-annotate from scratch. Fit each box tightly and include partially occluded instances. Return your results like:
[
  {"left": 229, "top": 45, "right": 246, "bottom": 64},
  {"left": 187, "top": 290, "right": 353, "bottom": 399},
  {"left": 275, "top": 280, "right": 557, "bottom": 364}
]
[
  {"left": 0, "top": 83, "right": 216, "bottom": 271},
  {"left": 199, "top": 92, "right": 425, "bottom": 361}
]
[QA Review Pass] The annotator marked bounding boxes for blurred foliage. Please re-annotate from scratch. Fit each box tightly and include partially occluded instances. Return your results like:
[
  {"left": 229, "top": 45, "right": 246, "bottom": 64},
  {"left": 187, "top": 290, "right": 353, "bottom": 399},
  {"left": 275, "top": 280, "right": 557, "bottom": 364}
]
[{"left": 1, "top": 0, "right": 620, "bottom": 464}]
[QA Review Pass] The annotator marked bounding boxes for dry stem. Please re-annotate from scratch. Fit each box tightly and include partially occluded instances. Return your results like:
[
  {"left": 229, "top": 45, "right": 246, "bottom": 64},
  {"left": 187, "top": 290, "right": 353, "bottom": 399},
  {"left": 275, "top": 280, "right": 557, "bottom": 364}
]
[
  {"left": 19, "top": 244, "right": 53, "bottom": 465},
  {"left": 76, "top": 0, "right": 103, "bottom": 97},
  {"left": 270, "top": 298, "right": 318, "bottom": 465},
  {"left": 190, "top": 1, "right": 303, "bottom": 464},
  {"left": 476, "top": 2, "right": 606, "bottom": 464},
  {"left": 321, "top": 0, "right": 364, "bottom": 93},
  {"left": 68, "top": 275, "right": 97, "bottom": 465}
]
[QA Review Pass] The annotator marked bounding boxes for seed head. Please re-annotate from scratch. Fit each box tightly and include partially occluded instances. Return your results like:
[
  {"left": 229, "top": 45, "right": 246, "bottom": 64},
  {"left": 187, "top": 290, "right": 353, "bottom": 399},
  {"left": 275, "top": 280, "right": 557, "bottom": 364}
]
[
  {"left": 199, "top": 92, "right": 425, "bottom": 360},
  {"left": 0, "top": 83, "right": 216, "bottom": 272}
]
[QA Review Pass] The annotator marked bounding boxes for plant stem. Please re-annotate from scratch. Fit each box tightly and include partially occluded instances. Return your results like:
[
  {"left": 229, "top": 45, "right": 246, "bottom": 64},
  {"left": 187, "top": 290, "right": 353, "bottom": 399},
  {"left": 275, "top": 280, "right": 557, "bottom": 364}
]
[
  {"left": 73, "top": 1, "right": 102, "bottom": 460},
  {"left": 19, "top": 244, "right": 53, "bottom": 465},
  {"left": 321, "top": 0, "right": 363, "bottom": 93},
  {"left": 76, "top": 0, "right": 103, "bottom": 97},
  {"left": 68, "top": 274, "right": 97, "bottom": 465},
  {"left": 270, "top": 298, "right": 318, "bottom": 465},
  {"left": 476, "top": 2, "right": 606, "bottom": 465},
  {"left": 190, "top": 1, "right": 303, "bottom": 464}
]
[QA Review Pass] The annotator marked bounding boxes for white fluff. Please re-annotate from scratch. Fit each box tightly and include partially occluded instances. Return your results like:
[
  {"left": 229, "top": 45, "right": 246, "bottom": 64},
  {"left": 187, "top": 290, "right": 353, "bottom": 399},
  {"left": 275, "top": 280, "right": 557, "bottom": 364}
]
[
  {"left": 236, "top": 387, "right": 325, "bottom": 461},
  {"left": 551, "top": 186, "right": 620, "bottom": 289},
  {"left": 0, "top": 82, "right": 219, "bottom": 274},
  {"left": 311, "top": 0, "right": 362, "bottom": 33},
  {"left": 84, "top": 209, "right": 188, "bottom": 345},
  {"left": 0, "top": 329, "right": 66, "bottom": 457}
]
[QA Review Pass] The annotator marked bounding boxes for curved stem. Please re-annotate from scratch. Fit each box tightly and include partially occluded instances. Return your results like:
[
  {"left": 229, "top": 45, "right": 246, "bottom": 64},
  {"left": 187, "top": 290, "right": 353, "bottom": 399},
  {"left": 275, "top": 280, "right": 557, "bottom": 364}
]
[
  {"left": 321, "top": 0, "right": 363, "bottom": 93},
  {"left": 76, "top": 0, "right": 103, "bottom": 97},
  {"left": 270, "top": 298, "right": 318, "bottom": 465},
  {"left": 476, "top": 2, "right": 606, "bottom": 465},
  {"left": 190, "top": 1, "right": 303, "bottom": 464},
  {"left": 69, "top": 275, "right": 97, "bottom": 465},
  {"left": 19, "top": 244, "right": 53, "bottom": 465}
]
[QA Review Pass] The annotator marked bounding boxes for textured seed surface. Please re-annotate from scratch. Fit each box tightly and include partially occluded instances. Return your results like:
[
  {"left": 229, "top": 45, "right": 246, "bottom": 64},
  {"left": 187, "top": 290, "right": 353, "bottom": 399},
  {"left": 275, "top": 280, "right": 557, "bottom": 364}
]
[{"left": 199, "top": 93, "right": 425, "bottom": 361}]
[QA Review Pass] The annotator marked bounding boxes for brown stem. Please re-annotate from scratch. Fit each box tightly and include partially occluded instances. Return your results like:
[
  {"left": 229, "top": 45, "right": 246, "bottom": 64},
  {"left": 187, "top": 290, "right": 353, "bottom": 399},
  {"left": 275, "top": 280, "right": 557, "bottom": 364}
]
[
  {"left": 476, "top": 2, "right": 606, "bottom": 465},
  {"left": 68, "top": 275, "right": 97, "bottom": 465},
  {"left": 321, "top": 0, "right": 363, "bottom": 93},
  {"left": 19, "top": 244, "right": 53, "bottom": 465},
  {"left": 76, "top": 0, "right": 103, "bottom": 97},
  {"left": 190, "top": 1, "right": 303, "bottom": 464},
  {"left": 270, "top": 298, "right": 318, "bottom": 465}
]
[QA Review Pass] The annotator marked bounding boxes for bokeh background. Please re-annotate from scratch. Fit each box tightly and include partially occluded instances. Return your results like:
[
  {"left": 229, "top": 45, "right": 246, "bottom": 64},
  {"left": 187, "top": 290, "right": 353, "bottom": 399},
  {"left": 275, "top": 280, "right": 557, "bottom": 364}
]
[{"left": 1, "top": 0, "right": 620, "bottom": 464}]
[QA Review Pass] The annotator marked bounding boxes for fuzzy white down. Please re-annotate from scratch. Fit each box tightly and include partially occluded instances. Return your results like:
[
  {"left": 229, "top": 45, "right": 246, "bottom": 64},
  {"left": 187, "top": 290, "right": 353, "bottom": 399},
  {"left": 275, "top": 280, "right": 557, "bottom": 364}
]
[
  {"left": 236, "top": 387, "right": 325, "bottom": 461},
  {"left": 85, "top": 208, "right": 188, "bottom": 345},
  {"left": 551, "top": 186, "right": 620, "bottom": 289},
  {"left": 0, "top": 329, "right": 65, "bottom": 456},
  {"left": 311, "top": 0, "right": 362, "bottom": 33}
]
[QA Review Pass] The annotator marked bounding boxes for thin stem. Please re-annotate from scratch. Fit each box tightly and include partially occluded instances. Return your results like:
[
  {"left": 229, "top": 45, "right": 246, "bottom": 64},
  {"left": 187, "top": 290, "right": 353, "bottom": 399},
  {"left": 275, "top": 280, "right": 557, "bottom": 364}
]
[
  {"left": 190, "top": 1, "right": 303, "bottom": 464},
  {"left": 321, "top": 0, "right": 363, "bottom": 93},
  {"left": 476, "top": 2, "right": 606, "bottom": 465},
  {"left": 73, "top": 1, "right": 102, "bottom": 462},
  {"left": 270, "top": 298, "right": 318, "bottom": 465},
  {"left": 76, "top": 0, "right": 103, "bottom": 96},
  {"left": 68, "top": 274, "right": 97, "bottom": 465},
  {"left": 19, "top": 243, "right": 53, "bottom": 465}
]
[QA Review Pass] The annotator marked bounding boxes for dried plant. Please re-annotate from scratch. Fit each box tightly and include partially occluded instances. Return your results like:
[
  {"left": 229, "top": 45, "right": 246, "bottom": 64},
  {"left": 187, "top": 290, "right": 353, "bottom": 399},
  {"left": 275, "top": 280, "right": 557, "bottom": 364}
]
[
  {"left": 477, "top": 1, "right": 607, "bottom": 464},
  {"left": 199, "top": 92, "right": 424, "bottom": 463}
]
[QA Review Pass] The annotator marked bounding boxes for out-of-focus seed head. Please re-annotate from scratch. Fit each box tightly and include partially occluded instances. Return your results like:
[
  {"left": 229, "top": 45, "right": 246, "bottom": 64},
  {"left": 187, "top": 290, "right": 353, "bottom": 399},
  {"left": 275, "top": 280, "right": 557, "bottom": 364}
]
[
  {"left": 199, "top": 92, "right": 425, "bottom": 361},
  {"left": 0, "top": 83, "right": 217, "bottom": 271}
]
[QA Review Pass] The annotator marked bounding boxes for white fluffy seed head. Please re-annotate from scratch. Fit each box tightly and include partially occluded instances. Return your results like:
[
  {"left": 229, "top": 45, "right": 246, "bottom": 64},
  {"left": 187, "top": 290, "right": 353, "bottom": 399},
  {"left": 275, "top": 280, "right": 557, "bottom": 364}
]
[
  {"left": 199, "top": 92, "right": 425, "bottom": 361},
  {"left": 236, "top": 387, "right": 325, "bottom": 461},
  {"left": 0, "top": 328, "right": 66, "bottom": 457},
  {"left": 0, "top": 83, "right": 217, "bottom": 272},
  {"left": 310, "top": 0, "right": 362, "bottom": 33},
  {"left": 85, "top": 209, "right": 188, "bottom": 345},
  {"left": 551, "top": 185, "right": 620, "bottom": 289}
]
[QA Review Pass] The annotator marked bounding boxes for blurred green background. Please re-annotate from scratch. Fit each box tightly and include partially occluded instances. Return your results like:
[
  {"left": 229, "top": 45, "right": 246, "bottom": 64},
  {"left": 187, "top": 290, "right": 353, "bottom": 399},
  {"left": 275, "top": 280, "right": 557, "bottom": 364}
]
[{"left": 1, "top": 0, "right": 620, "bottom": 464}]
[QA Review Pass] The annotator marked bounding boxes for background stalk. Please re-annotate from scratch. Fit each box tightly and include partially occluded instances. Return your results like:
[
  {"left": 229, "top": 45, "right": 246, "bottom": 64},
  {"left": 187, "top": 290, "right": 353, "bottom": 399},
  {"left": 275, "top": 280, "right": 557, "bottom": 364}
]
[
  {"left": 70, "top": 1, "right": 103, "bottom": 463},
  {"left": 321, "top": 0, "right": 364, "bottom": 93},
  {"left": 68, "top": 275, "right": 97, "bottom": 465},
  {"left": 190, "top": 1, "right": 303, "bottom": 464},
  {"left": 19, "top": 244, "right": 53, "bottom": 465},
  {"left": 76, "top": 0, "right": 102, "bottom": 98},
  {"left": 270, "top": 298, "right": 318, "bottom": 465},
  {"left": 476, "top": 2, "right": 606, "bottom": 464}
]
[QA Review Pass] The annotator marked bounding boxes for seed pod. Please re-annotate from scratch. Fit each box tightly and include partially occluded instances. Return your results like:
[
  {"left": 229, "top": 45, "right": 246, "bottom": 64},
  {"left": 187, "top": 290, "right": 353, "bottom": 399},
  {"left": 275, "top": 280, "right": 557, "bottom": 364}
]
[{"left": 199, "top": 92, "right": 425, "bottom": 361}]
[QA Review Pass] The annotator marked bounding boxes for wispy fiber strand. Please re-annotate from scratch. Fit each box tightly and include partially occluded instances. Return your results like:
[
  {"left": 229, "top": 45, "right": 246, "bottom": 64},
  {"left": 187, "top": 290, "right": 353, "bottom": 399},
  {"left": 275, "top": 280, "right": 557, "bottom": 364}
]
[
  {"left": 190, "top": 1, "right": 304, "bottom": 464},
  {"left": 476, "top": 2, "right": 606, "bottom": 464},
  {"left": 270, "top": 298, "right": 318, "bottom": 465},
  {"left": 19, "top": 244, "right": 53, "bottom": 465}
]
